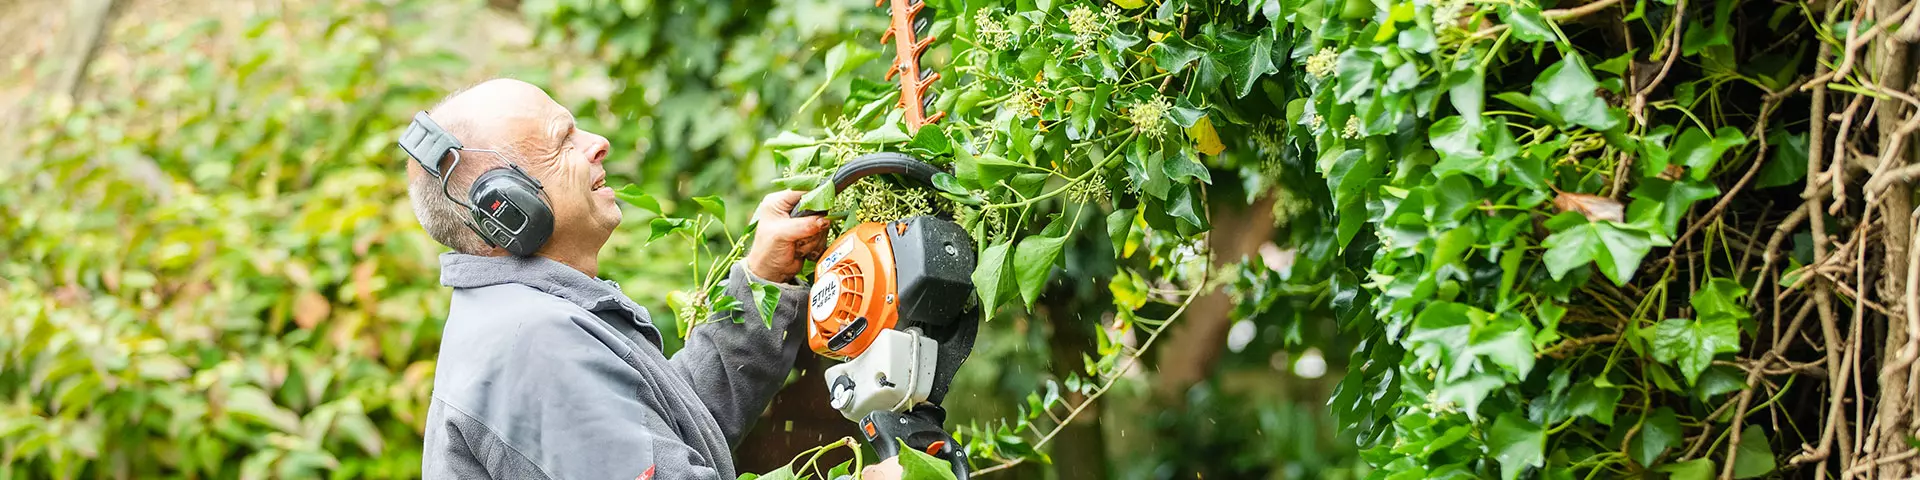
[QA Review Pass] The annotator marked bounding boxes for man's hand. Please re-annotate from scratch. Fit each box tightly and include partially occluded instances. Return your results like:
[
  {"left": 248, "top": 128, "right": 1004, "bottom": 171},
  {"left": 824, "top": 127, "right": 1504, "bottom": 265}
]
[
  {"left": 859, "top": 458, "right": 903, "bottom": 480},
  {"left": 743, "top": 190, "right": 832, "bottom": 284}
]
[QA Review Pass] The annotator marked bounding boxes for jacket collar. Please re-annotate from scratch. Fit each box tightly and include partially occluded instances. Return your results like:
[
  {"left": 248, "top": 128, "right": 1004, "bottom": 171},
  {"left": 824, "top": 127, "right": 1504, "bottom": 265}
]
[{"left": 439, "top": 252, "right": 650, "bottom": 325}]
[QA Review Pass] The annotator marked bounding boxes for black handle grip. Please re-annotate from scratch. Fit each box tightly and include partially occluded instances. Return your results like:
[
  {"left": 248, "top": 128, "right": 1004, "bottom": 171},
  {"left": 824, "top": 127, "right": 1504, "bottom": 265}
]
[
  {"left": 860, "top": 406, "right": 969, "bottom": 480},
  {"left": 789, "top": 152, "right": 945, "bottom": 218}
]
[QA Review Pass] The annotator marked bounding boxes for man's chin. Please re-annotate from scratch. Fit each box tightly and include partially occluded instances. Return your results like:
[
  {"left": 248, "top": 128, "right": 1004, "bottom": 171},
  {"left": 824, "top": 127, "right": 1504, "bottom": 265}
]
[{"left": 599, "top": 210, "right": 624, "bottom": 231}]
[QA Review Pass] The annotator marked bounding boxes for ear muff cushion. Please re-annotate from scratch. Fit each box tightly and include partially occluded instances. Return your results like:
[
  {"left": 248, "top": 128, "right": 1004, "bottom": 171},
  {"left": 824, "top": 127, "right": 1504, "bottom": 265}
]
[{"left": 468, "top": 168, "right": 554, "bottom": 257}]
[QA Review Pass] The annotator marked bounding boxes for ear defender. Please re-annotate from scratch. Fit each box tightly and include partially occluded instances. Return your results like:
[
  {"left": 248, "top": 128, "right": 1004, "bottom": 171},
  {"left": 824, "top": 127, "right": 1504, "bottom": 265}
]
[
  {"left": 398, "top": 111, "right": 555, "bottom": 257},
  {"left": 467, "top": 165, "right": 554, "bottom": 257}
]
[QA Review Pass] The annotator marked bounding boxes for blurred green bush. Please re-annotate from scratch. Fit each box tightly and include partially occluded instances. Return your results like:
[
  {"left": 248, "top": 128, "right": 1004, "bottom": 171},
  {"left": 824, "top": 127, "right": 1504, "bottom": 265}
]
[{"left": 0, "top": 1, "right": 518, "bottom": 477}]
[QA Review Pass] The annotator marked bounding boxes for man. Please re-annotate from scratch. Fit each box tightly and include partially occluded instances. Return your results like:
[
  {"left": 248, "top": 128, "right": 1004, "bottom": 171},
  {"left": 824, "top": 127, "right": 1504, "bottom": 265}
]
[{"left": 405, "top": 78, "right": 838, "bottom": 479}]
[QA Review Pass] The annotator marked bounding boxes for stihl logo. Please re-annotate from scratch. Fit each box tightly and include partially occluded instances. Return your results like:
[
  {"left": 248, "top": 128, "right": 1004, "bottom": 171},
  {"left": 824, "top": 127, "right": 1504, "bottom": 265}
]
[{"left": 635, "top": 465, "right": 655, "bottom": 480}]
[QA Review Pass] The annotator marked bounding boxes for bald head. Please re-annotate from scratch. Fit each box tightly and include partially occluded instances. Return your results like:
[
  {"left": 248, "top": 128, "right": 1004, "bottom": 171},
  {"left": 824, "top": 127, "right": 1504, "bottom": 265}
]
[{"left": 408, "top": 79, "right": 573, "bottom": 254}]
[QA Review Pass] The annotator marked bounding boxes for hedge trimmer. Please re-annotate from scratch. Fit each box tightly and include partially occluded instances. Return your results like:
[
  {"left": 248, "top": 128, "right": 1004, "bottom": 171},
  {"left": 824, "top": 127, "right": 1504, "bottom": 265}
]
[
  {"left": 791, "top": 153, "right": 976, "bottom": 480},
  {"left": 876, "top": 0, "right": 943, "bottom": 134},
  {"left": 790, "top": 2, "right": 975, "bottom": 477}
]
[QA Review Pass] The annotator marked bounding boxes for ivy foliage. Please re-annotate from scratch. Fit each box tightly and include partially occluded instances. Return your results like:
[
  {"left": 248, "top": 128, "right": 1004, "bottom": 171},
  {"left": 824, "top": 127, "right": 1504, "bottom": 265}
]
[{"left": 1277, "top": 0, "right": 1818, "bottom": 474}]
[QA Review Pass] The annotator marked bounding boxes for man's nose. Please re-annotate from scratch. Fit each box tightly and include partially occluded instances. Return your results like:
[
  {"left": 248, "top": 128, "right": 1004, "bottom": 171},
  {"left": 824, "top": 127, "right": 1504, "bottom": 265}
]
[{"left": 586, "top": 133, "right": 610, "bottom": 165}]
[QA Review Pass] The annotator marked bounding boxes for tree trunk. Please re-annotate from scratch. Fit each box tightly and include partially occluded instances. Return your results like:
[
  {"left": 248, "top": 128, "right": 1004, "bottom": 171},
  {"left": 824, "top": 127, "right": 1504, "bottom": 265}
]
[
  {"left": 1043, "top": 295, "right": 1110, "bottom": 480},
  {"left": 1150, "top": 194, "right": 1278, "bottom": 405},
  {"left": 1872, "top": 26, "right": 1919, "bottom": 478},
  {"left": 47, "top": 0, "right": 118, "bottom": 99}
]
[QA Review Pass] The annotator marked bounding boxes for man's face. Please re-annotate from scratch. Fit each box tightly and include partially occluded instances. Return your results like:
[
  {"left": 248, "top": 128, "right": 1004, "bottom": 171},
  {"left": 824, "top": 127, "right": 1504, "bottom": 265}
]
[{"left": 485, "top": 82, "right": 621, "bottom": 247}]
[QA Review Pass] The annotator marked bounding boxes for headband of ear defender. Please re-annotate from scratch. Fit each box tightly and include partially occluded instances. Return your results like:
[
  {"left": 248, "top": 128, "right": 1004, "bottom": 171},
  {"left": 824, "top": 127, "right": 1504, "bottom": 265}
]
[{"left": 398, "top": 111, "right": 555, "bottom": 257}]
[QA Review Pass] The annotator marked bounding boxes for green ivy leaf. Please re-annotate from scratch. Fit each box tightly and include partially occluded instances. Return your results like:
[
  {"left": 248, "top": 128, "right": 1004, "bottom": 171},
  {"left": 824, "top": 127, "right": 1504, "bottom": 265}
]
[
  {"left": 1542, "top": 217, "right": 1664, "bottom": 285},
  {"left": 649, "top": 217, "right": 692, "bottom": 242},
  {"left": 1153, "top": 34, "right": 1207, "bottom": 74},
  {"left": 772, "top": 174, "right": 825, "bottom": 191},
  {"left": 764, "top": 131, "right": 818, "bottom": 148},
  {"left": 794, "top": 182, "right": 836, "bottom": 214},
  {"left": 1335, "top": 50, "right": 1380, "bottom": 103},
  {"left": 1732, "top": 425, "right": 1776, "bottom": 478},
  {"left": 779, "top": 145, "right": 822, "bottom": 169},
  {"left": 931, "top": 172, "right": 968, "bottom": 197},
  {"left": 1645, "top": 314, "right": 1741, "bottom": 384},
  {"left": 1566, "top": 381, "right": 1622, "bottom": 425},
  {"left": 1691, "top": 277, "right": 1751, "bottom": 320},
  {"left": 827, "top": 460, "right": 852, "bottom": 480},
  {"left": 1490, "top": 412, "right": 1545, "bottom": 480},
  {"left": 859, "top": 122, "right": 913, "bottom": 144},
  {"left": 1214, "top": 29, "right": 1278, "bottom": 98},
  {"left": 1657, "top": 459, "right": 1715, "bottom": 480},
  {"left": 1436, "top": 373, "right": 1504, "bottom": 417},
  {"left": 1013, "top": 232, "right": 1067, "bottom": 307},
  {"left": 693, "top": 196, "right": 726, "bottom": 219},
  {"left": 615, "top": 184, "right": 663, "bottom": 215},
  {"left": 1106, "top": 208, "right": 1134, "bottom": 255},
  {"left": 711, "top": 292, "right": 744, "bottom": 318},
  {"left": 1668, "top": 126, "right": 1749, "bottom": 180},
  {"left": 1138, "top": 146, "right": 1174, "bottom": 199},
  {"left": 1166, "top": 183, "right": 1206, "bottom": 231},
  {"left": 744, "top": 465, "right": 797, "bottom": 480},
  {"left": 1449, "top": 66, "right": 1486, "bottom": 119},
  {"left": 1693, "top": 364, "right": 1748, "bottom": 399},
  {"left": 897, "top": 442, "right": 960, "bottom": 480},
  {"left": 1325, "top": 149, "right": 1382, "bottom": 207},
  {"left": 750, "top": 282, "right": 779, "bottom": 329},
  {"left": 1432, "top": 119, "right": 1499, "bottom": 183},
  {"left": 973, "top": 241, "right": 1015, "bottom": 313},
  {"left": 1627, "top": 178, "right": 1720, "bottom": 238},
  {"left": 1755, "top": 131, "right": 1809, "bottom": 188},
  {"left": 1163, "top": 150, "right": 1212, "bottom": 184},
  {"left": 1470, "top": 326, "right": 1536, "bottom": 379},
  {"left": 824, "top": 41, "right": 877, "bottom": 79},
  {"left": 1532, "top": 56, "right": 1616, "bottom": 130},
  {"left": 909, "top": 126, "right": 954, "bottom": 157},
  {"left": 1493, "top": 91, "right": 1566, "bottom": 126},
  {"left": 957, "top": 152, "right": 1043, "bottom": 187},
  {"left": 1499, "top": 6, "right": 1555, "bottom": 43},
  {"left": 1629, "top": 407, "right": 1682, "bottom": 466}
]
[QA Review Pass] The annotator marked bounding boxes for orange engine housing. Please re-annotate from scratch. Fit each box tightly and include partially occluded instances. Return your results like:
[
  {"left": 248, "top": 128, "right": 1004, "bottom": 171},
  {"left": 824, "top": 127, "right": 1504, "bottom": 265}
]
[{"left": 807, "top": 222, "right": 901, "bottom": 360}]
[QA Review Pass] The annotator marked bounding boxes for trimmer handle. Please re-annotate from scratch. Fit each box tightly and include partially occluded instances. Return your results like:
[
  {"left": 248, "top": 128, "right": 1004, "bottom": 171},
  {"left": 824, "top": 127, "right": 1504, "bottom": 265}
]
[
  {"left": 788, "top": 152, "right": 946, "bottom": 218},
  {"left": 861, "top": 405, "right": 970, "bottom": 480}
]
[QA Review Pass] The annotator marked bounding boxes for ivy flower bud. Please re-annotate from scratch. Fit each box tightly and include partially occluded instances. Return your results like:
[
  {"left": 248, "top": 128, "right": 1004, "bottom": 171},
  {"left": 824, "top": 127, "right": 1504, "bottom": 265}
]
[
  {"left": 1066, "top": 171, "right": 1111, "bottom": 204},
  {"left": 1129, "top": 96, "right": 1171, "bottom": 138},
  {"left": 1431, "top": 0, "right": 1466, "bottom": 26},
  {"left": 1067, "top": 4, "right": 1109, "bottom": 52},
  {"left": 1342, "top": 116, "right": 1363, "bottom": 139},
  {"left": 1306, "top": 47, "right": 1339, "bottom": 79},
  {"left": 975, "top": 8, "right": 1013, "bottom": 50}
]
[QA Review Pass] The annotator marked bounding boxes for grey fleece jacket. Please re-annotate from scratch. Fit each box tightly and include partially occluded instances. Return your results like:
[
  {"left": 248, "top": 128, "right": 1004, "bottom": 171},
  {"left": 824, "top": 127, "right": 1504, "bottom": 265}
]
[{"left": 421, "top": 253, "right": 810, "bottom": 480}]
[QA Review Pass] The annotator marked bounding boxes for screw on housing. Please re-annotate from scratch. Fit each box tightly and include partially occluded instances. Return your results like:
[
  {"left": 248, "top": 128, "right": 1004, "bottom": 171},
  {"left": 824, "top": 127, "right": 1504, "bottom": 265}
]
[{"left": 878, "top": 0, "right": 943, "bottom": 133}]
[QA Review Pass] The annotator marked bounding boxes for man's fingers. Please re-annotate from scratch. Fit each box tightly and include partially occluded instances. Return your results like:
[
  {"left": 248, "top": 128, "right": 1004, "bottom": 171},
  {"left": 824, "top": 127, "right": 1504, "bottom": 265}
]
[
  {"left": 759, "top": 190, "right": 807, "bottom": 215},
  {"left": 766, "top": 216, "right": 831, "bottom": 242}
]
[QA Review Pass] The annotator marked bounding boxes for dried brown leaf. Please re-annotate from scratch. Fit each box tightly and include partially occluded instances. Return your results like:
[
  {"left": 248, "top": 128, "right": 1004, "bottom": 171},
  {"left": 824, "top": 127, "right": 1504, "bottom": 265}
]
[{"left": 1553, "top": 192, "right": 1625, "bottom": 222}]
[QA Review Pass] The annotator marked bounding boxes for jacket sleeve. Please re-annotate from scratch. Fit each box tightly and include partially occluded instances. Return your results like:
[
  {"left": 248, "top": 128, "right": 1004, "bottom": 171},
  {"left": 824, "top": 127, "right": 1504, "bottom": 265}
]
[
  {"left": 667, "top": 262, "right": 811, "bottom": 447},
  {"left": 465, "top": 309, "right": 725, "bottom": 480}
]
